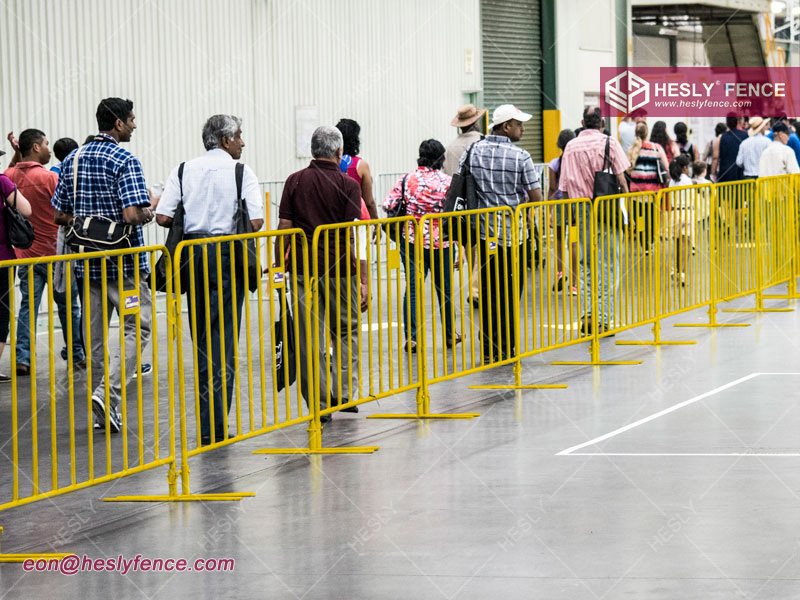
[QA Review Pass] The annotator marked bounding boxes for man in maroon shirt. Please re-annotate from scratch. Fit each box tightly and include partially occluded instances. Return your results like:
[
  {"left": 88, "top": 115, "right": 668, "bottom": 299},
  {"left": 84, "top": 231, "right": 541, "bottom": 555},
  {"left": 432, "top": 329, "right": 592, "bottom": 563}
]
[
  {"left": 277, "top": 126, "right": 366, "bottom": 421},
  {"left": 4, "top": 129, "right": 85, "bottom": 373}
]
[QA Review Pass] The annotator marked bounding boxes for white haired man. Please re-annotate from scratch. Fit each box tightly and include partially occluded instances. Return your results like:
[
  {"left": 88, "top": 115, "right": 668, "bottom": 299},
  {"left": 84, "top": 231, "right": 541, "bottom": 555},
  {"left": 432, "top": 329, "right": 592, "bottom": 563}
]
[
  {"left": 276, "top": 125, "right": 367, "bottom": 422},
  {"left": 156, "top": 114, "right": 263, "bottom": 445}
]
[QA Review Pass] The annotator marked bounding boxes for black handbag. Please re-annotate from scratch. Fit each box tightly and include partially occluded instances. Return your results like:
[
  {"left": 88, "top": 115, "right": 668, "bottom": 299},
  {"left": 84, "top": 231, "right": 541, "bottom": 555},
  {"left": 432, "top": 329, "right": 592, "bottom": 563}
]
[
  {"left": 4, "top": 185, "right": 35, "bottom": 249},
  {"left": 382, "top": 174, "right": 407, "bottom": 240},
  {"left": 593, "top": 136, "right": 623, "bottom": 227},
  {"left": 155, "top": 162, "right": 188, "bottom": 293},
  {"left": 233, "top": 162, "right": 260, "bottom": 293},
  {"left": 64, "top": 146, "right": 136, "bottom": 252},
  {"left": 442, "top": 140, "right": 480, "bottom": 244},
  {"left": 273, "top": 294, "right": 296, "bottom": 391},
  {"left": 655, "top": 155, "right": 668, "bottom": 186}
]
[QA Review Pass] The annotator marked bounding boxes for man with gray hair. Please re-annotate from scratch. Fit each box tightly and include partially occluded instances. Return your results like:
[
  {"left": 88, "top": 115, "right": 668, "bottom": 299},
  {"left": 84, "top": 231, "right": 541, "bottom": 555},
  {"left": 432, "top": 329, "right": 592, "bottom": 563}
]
[
  {"left": 156, "top": 114, "right": 263, "bottom": 445},
  {"left": 277, "top": 125, "right": 366, "bottom": 422}
]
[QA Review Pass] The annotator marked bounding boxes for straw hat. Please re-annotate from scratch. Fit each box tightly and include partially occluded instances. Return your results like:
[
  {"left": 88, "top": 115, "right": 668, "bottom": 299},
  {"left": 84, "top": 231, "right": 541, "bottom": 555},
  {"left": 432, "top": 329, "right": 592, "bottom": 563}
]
[
  {"left": 451, "top": 104, "right": 487, "bottom": 128},
  {"left": 748, "top": 116, "right": 769, "bottom": 136}
]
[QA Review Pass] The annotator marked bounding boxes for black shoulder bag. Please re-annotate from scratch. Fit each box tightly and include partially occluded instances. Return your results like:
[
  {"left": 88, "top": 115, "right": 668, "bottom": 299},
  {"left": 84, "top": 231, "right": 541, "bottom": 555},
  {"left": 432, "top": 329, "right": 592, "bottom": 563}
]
[
  {"left": 155, "top": 163, "right": 187, "bottom": 293},
  {"left": 4, "top": 185, "right": 35, "bottom": 249},
  {"left": 233, "top": 163, "right": 260, "bottom": 293},
  {"left": 382, "top": 174, "right": 408, "bottom": 240},
  {"left": 442, "top": 140, "right": 480, "bottom": 244},
  {"left": 64, "top": 146, "right": 136, "bottom": 252},
  {"left": 592, "top": 136, "right": 623, "bottom": 228}
]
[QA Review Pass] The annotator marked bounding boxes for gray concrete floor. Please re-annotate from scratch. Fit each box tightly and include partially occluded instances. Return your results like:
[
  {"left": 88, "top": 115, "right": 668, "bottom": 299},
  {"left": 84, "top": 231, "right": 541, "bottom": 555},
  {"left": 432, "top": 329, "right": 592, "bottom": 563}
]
[{"left": 1, "top": 285, "right": 799, "bottom": 599}]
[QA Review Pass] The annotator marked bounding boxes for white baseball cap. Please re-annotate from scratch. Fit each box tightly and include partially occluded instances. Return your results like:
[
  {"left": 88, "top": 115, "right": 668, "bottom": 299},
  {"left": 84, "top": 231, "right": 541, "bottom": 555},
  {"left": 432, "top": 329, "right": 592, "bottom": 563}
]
[{"left": 490, "top": 104, "right": 532, "bottom": 129}]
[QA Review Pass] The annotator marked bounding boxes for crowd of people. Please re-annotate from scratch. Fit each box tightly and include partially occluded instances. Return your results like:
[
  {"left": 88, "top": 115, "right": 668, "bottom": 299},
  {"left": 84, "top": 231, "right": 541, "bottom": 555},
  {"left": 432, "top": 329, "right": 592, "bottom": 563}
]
[{"left": 0, "top": 96, "right": 796, "bottom": 439}]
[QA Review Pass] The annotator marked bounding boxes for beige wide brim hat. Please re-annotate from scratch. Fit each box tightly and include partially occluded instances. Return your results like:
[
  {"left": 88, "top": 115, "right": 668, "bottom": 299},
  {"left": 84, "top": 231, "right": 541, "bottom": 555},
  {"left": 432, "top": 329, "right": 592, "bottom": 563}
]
[
  {"left": 451, "top": 104, "right": 487, "bottom": 128},
  {"left": 748, "top": 116, "right": 769, "bottom": 136}
]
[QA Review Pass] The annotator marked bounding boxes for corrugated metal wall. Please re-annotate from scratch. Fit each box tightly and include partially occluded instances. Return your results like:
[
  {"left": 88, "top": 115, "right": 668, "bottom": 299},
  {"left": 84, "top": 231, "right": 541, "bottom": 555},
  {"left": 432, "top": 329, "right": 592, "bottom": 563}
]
[{"left": 0, "top": 0, "right": 481, "bottom": 186}]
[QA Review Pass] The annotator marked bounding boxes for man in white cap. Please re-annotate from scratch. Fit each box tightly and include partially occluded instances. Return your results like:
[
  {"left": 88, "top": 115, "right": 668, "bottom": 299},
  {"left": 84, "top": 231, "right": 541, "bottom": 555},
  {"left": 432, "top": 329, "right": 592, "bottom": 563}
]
[{"left": 459, "top": 104, "right": 542, "bottom": 362}]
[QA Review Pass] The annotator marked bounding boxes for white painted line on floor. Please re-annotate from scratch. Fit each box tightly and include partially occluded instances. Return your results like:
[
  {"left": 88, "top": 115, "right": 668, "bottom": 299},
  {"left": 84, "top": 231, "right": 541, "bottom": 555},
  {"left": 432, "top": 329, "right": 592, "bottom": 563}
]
[
  {"left": 556, "top": 372, "right": 762, "bottom": 456},
  {"left": 568, "top": 452, "right": 800, "bottom": 457}
]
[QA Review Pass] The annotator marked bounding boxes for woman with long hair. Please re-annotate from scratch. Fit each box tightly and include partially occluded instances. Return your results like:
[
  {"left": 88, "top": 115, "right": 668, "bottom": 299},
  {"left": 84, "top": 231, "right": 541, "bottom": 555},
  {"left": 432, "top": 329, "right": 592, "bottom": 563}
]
[
  {"left": 626, "top": 122, "right": 668, "bottom": 250},
  {"left": 650, "top": 121, "right": 679, "bottom": 164},
  {"left": 335, "top": 118, "right": 378, "bottom": 219},
  {"left": 673, "top": 122, "right": 699, "bottom": 162}
]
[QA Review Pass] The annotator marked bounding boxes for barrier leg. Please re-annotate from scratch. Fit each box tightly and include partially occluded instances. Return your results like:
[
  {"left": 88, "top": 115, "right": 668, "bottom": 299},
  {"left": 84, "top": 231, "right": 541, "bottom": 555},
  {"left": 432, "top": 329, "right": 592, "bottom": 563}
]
[
  {"left": 722, "top": 290, "right": 794, "bottom": 313},
  {"left": 468, "top": 357, "right": 568, "bottom": 390},
  {"left": 0, "top": 527, "right": 76, "bottom": 563},
  {"left": 675, "top": 302, "right": 751, "bottom": 328},
  {"left": 616, "top": 319, "right": 696, "bottom": 346}
]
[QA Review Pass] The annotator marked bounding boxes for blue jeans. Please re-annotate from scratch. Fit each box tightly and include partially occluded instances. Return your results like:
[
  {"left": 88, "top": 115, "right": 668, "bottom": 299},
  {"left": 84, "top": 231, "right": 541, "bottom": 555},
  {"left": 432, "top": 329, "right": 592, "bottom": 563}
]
[
  {"left": 16, "top": 263, "right": 85, "bottom": 366},
  {"left": 399, "top": 243, "right": 454, "bottom": 342},
  {"left": 579, "top": 226, "right": 618, "bottom": 327}
]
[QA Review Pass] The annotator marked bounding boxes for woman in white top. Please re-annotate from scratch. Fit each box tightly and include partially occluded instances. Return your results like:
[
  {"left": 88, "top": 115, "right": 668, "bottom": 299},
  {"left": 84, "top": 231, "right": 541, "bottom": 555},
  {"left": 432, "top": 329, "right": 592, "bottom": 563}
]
[{"left": 665, "top": 155, "right": 695, "bottom": 285}]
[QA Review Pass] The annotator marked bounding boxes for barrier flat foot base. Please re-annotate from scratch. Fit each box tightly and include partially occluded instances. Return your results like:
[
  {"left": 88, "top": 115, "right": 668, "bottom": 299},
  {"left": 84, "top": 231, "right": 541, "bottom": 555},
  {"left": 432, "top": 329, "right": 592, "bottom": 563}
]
[
  {"left": 722, "top": 308, "right": 794, "bottom": 313},
  {"left": 674, "top": 323, "right": 751, "bottom": 328},
  {"left": 366, "top": 413, "right": 480, "bottom": 420},
  {"left": 762, "top": 294, "right": 800, "bottom": 299},
  {"left": 0, "top": 553, "right": 76, "bottom": 563},
  {"left": 469, "top": 384, "right": 567, "bottom": 390},
  {"left": 615, "top": 340, "right": 696, "bottom": 346},
  {"left": 104, "top": 493, "right": 255, "bottom": 502},
  {"left": 551, "top": 360, "right": 643, "bottom": 366},
  {"left": 253, "top": 447, "right": 379, "bottom": 454}
]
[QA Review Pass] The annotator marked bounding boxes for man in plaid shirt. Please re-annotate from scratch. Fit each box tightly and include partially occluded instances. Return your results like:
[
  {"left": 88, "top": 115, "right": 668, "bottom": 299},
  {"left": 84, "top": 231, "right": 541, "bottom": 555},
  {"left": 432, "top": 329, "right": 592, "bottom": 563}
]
[
  {"left": 460, "top": 104, "right": 543, "bottom": 362},
  {"left": 52, "top": 98, "right": 155, "bottom": 433}
]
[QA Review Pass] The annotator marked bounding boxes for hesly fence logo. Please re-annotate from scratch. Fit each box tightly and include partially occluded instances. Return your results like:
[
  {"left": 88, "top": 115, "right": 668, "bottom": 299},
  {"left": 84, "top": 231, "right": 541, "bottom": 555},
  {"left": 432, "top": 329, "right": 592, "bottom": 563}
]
[
  {"left": 605, "top": 70, "right": 650, "bottom": 113},
  {"left": 600, "top": 67, "right": 800, "bottom": 117}
]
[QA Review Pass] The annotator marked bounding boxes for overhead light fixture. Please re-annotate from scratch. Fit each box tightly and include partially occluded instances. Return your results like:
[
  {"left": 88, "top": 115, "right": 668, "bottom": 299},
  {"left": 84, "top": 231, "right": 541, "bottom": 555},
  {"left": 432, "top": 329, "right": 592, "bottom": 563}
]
[
  {"left": 659, "top": 27, "right": 679, "bottom": 36},
  {"left": 772, "top": 1, "right": 786, "bottom": 13}
]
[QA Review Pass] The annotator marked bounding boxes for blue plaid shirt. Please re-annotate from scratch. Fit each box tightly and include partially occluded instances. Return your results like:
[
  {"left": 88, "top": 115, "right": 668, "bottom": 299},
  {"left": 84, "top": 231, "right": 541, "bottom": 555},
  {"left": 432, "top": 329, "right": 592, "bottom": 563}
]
[{"left": 51, "top": 135, "right": 151, "bottom": 280}]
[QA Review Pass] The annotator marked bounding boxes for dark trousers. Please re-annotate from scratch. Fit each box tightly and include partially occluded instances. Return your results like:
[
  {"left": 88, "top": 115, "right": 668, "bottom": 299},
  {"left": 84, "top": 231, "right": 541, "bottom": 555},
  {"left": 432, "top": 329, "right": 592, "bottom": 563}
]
[
  {"left": 399, "top": 243, "right": 454, "bottom": 342},
  {"left": 186, "top": 239, "right": 245, "bottom": 442},
  {"left": 478, "top": 243, "right": 522, "bottom": 362}
]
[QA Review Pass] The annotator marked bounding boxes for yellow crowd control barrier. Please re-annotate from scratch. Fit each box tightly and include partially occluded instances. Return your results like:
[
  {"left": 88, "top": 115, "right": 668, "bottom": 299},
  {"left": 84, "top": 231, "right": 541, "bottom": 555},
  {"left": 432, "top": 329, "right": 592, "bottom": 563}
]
[
  {"left": 0, "top": 246, "right": 177, "bottom": 510},
  {"left": 399, "top": 207, "right": 524, "bottom": 406},
  {"left": 501, "top": 199, "right": 592, "bottom": 387},
  {"left": 754, "top": 175, "right": 798, "bottom": 307}
]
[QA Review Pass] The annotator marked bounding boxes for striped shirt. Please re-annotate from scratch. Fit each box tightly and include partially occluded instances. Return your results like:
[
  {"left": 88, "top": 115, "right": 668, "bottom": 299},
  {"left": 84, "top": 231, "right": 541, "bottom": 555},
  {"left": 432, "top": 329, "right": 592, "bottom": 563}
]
[
  {"left": 51, "top": 134, "right": 151, "bottom": 280},
  {"left": 628, "top": 141, "right": 667, "bottom": 193},
  {"left": 736, "top": 134, "right": 771, "bottom": 177},
  {"left": 459, "top": 135, "right": 540, "bottom": 245}
]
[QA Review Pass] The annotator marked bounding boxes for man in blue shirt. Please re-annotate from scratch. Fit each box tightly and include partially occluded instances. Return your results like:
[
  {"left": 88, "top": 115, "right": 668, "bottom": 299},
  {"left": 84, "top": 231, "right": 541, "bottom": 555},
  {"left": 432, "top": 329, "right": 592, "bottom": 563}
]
[
  {"left": 765, "top": 117, "right": 800, "bottom": 167},
  {"left": 52, "top": 98, "right": 155, "bottom": 433}
]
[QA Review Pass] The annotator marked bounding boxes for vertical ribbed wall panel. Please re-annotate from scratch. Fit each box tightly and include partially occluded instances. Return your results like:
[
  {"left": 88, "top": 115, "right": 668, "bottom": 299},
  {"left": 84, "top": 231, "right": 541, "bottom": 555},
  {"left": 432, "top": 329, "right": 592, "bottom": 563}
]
[{"left": 1, "top": 0, "right": 480, "bottom": 184}]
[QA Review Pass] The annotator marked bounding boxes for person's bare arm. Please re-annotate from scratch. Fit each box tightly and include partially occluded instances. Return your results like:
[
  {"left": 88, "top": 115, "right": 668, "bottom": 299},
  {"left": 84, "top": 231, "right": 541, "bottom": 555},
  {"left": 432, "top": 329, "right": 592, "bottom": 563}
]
[
  {"left": 54, "top": 210, "right": 72, "bottom": 225},
  {"left": 527, "top": 188, "right": 543, "bottom": 203},
  {"left": 617, "top": 172, "right": 629, "bottom": 194},
  {"left": 693, "top": 144, "right": 699, "bottom": 162},
  {"left": 711, "top": 136, "right": 720, "bottom": 182},
  {"left": 273, "top": 218, "right": 293, "bottom": 266},
  {"left": 6, "top": 132, "right": 20, "bottom": 168},
  {"left": 5, "top": 187, "right": 31, "bottom": 217},
  {"left": 547, "top": 167, "right": 557, "bottom": 201},
  {"left": 357, "top": 159, "right": 378, "bottom": 219},
  {"left": 122, "top": 205, "right": 155, "bottom": 226},
  {"left": 250, "top": 218, "right": 264, "bottom": 232}
]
